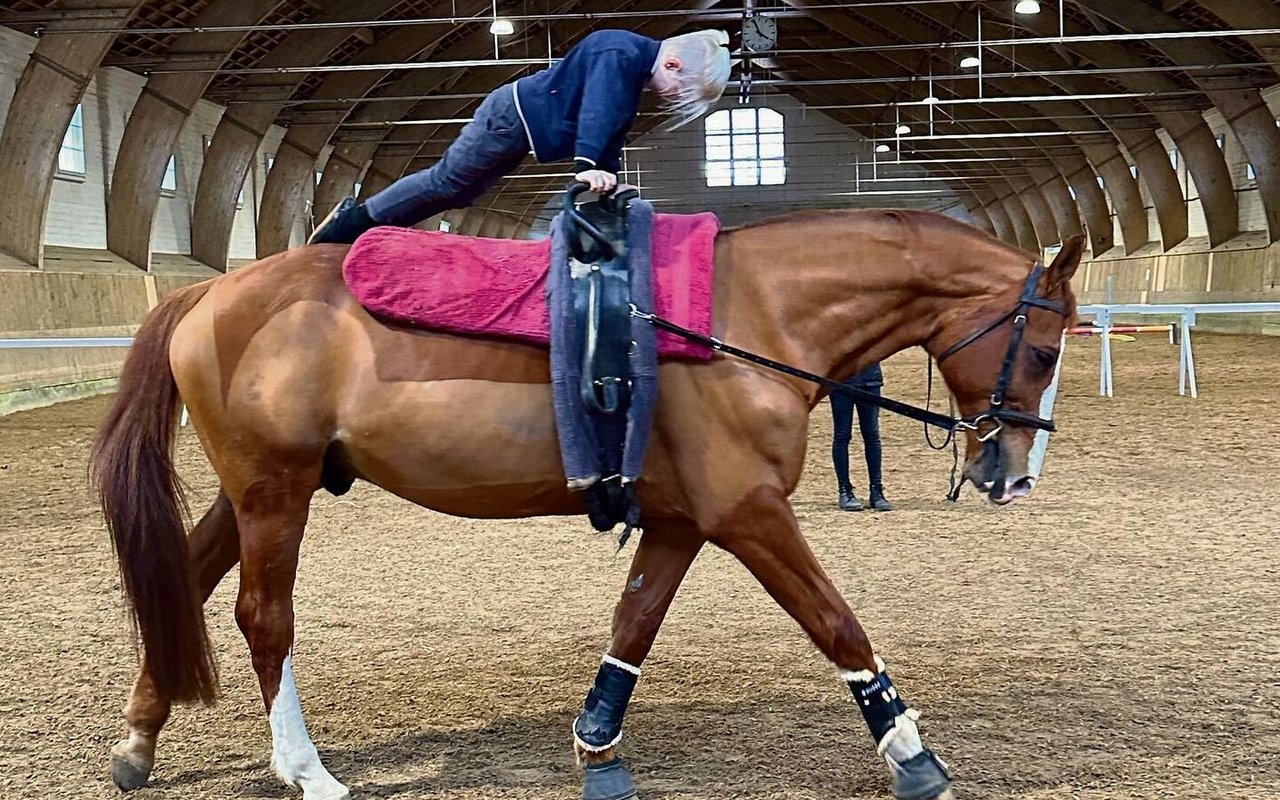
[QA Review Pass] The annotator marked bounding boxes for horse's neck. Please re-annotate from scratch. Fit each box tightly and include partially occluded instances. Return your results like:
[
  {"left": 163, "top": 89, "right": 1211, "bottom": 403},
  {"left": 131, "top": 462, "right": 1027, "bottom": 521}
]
[{"left": 717, "top": 216, "right": 1018, "bottom": 389}]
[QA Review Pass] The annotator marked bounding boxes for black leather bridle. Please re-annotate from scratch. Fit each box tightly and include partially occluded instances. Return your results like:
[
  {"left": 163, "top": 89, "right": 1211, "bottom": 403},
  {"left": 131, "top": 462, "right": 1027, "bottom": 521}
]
[{"left": 934, "top": 260, "right": 1068, "bottom": 442}]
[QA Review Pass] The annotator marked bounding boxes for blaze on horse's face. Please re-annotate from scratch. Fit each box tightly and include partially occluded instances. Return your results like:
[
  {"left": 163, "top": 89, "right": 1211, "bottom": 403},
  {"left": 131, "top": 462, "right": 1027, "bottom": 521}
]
[{"left": 936, "top": 236, "right": 1083, "bottom": 504}]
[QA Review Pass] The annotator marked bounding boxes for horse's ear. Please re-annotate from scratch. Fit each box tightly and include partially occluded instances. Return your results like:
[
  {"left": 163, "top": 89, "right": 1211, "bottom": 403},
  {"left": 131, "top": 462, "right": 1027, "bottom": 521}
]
[{"left": 1044, "top": 234, "right": 1084, "bottom": 294}]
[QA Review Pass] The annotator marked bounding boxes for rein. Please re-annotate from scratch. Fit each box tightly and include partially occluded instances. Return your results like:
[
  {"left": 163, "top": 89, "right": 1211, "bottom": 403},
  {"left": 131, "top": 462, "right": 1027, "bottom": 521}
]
[
  {"left": 629, "top": 307, "right": 969, "bottom": 434},
  {"left": 629, "top": 260, "right": 1068, "bottom": 501},
  {"left": 630, "top": 260, "right": 1063, "bottom": 436}
]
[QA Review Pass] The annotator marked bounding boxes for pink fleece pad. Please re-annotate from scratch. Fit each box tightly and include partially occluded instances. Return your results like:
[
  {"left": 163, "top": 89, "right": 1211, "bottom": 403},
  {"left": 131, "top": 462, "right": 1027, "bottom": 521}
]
[{"left": 342, "top": 212, "right": 720, "bottom": 360}]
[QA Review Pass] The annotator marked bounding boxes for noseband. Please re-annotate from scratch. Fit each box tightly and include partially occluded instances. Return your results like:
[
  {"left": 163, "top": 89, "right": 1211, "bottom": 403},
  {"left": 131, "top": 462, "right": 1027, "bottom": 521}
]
[{"left": 935, "top": 261, "right": 1067, "bottom": 441}]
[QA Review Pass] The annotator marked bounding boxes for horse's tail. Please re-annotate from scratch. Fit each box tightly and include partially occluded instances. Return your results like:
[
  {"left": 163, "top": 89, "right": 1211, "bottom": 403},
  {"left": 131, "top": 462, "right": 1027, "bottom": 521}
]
[{"left": 90, "top": 280, "right": 218, "bottom": 706}]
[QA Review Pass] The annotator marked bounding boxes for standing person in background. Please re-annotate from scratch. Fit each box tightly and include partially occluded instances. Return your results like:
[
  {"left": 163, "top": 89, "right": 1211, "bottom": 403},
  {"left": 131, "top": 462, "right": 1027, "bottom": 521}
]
[{"left": 831, "top": 363, "right": 893, "bottom": 512}]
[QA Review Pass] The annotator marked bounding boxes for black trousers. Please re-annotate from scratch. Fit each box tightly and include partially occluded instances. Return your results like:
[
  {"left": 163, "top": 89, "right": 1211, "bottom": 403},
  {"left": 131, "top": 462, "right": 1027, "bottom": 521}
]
[{"left": 830, "top": 386, "right": 883, "bottom": 490}]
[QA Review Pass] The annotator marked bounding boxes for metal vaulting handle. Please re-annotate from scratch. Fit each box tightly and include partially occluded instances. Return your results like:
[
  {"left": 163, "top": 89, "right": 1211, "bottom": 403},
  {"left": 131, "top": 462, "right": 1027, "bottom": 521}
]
[
  {"left": 563, "top": 181, "right": 615, "bottom": 262},
  {"left": 578, "top": 268, "right": 622, "bottom": 414}
]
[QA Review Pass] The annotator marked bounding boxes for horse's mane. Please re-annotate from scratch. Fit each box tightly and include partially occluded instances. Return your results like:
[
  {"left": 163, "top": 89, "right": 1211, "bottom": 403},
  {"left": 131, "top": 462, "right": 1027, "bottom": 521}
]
[{"left": 721, "top": 207, "right": 1037, "bottom": 260}]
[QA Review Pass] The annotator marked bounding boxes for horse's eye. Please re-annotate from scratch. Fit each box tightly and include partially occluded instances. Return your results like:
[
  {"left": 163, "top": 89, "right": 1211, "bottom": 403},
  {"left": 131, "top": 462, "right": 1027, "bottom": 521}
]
[{"left": 1030, "top": 346, "right": 1059, "bottom": 369}]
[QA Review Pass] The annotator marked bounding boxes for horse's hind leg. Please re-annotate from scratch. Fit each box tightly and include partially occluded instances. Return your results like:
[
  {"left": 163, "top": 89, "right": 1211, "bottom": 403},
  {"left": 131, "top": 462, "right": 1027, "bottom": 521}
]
[
  {"left": 571, "top": 520, "right": 705, "bottom": 800},
  {"left": 110, "top": 490, "right": 241, "bottom": 790},
  {"left": 233, "top": 479, "right": 348, "bottom": 800},
  {"left": 715, "top": 493, "right": 952, "bottom": 800}
]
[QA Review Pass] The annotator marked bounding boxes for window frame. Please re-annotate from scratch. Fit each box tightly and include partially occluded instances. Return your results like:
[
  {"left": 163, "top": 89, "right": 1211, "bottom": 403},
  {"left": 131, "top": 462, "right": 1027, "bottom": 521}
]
[
  {"left": 57, "top": 104, "right": 87, "bottom": 179},
  {"left": 161, "top": 155, "right": 178, "bottom": 195},
  {"left": 704, "top": 107, "right": 786, "bottom": 188}
]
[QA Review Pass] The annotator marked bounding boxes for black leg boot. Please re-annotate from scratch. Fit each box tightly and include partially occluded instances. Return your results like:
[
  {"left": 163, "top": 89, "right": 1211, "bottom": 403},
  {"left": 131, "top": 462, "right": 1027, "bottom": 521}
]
[
  {"left": 308, "top": 197, "right": 378, "bottom": 245},
  {"left": 868, "top": 484, "right": 894, "bottom": 512},
  {"left": 838, "top": 484, "right": 864, "bottom": 512}
]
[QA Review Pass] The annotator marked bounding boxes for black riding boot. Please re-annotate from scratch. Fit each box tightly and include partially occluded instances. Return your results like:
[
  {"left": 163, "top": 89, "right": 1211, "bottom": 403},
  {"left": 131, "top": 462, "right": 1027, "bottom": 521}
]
[
  {"left": 838, "top": 484, "right": 864, "bottom": 512},
  {"left": 308, "top": 197, "right": 378, "bottom": 245},
  {"left": 868, "top": 483, "right": 894, "bottom": 512}
]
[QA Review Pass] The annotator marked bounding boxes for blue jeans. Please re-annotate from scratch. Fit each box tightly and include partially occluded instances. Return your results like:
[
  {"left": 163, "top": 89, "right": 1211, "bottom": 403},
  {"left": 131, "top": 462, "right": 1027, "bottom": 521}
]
[
  {"left": 831, "top": 385, "right": 884, "bottom": 491},
  {"left": 365, "top": 83, "right": 530, "bottom": 226}
]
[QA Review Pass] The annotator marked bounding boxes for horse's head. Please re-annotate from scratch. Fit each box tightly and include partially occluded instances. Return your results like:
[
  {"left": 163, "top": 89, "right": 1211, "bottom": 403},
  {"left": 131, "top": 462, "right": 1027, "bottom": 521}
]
[{"left": 932, "top": 234, "right": 1083, "bottom": 504}]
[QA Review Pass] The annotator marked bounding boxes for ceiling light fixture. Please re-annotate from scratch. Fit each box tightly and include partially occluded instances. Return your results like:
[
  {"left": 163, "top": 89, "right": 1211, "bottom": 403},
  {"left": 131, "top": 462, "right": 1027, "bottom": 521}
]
[
  {"left": 895, "top": 124, "right": 911, "bottom": 135},
  {"left": 960, "top": 55, "right": 981, "bottom": 69},
  {"left": 1015, "top": 0, "right": 1041, "bottom": 15},
  {"left": 875, "top": 143, "right": 891, "bottom": 153},
  {"left": 489, "top": 18, "right": 514, "bottom": 35}
]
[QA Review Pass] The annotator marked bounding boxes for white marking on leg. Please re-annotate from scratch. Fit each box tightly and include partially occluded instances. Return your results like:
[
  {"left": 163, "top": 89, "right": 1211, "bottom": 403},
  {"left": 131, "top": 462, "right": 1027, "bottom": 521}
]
[{"left": 269, "top": 654, "right": 350, "bottom": 800}]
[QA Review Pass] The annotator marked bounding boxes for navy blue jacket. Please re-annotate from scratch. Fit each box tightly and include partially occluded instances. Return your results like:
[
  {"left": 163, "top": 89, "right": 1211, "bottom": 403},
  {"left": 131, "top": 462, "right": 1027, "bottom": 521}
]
[{"left": 514, "top": 30, "right": 660, "bottom": 174}]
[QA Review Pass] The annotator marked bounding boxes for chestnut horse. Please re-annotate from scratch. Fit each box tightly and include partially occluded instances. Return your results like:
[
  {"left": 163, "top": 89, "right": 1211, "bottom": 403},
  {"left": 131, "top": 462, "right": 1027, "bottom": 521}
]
[{"left": 91, "top": 209, "right": 1082, "bottom": 800}]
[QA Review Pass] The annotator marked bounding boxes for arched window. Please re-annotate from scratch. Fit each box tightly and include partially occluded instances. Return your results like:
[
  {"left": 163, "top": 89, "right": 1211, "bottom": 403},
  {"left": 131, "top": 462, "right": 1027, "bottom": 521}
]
[{"left": 704, "top": 107, "right": 785, "bottom": 187}]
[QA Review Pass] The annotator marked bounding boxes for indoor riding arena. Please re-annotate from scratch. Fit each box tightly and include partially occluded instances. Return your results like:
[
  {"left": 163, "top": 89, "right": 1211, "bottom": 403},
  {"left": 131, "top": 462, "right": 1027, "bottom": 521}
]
[{"left": 1, "top": 3, "right": 1278, "bottom": 800}]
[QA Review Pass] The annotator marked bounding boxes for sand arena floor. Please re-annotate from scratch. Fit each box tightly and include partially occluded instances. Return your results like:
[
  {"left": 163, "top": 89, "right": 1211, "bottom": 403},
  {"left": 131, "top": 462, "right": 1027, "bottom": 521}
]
[{"left": 0, "top": 332, "right": 1277, "bottom": 800}]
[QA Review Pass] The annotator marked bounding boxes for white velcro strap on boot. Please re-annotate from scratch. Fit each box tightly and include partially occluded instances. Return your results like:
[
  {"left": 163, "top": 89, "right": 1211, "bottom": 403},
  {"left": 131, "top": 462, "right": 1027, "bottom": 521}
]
[{"left": 876, "top": 708, "right": 925, "bottom": 767}]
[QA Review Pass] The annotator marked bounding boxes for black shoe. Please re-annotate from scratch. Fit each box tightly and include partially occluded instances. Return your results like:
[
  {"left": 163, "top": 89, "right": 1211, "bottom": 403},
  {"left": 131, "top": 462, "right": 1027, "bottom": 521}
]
[
  {"left": 308, "top": 197, "right": 377, "bottom": 245},
  {"left": 868, "top": 484, "right": 894, "bottom": 512},
  {"left": 838, "top": 485, "right": 864, "bottom": 512}
]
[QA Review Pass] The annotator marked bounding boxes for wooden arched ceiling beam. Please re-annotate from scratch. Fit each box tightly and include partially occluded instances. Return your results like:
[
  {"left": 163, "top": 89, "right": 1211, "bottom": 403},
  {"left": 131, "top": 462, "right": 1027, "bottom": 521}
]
[
  {"left": 313, "top": 73, "right": 487, "bottom": 228},
  {"left": 1189, "top": 0, "right": 1280, "bottom": 83},
  {"left": 106, "top": 0, "right": 282, "bottom": 270},
  {"left": 290, "top": 0, "right": 603, "bottom": 242},
  {"left": 1028, "top": 165, "right": 1084, "bottom": 243},
  {"left": 966, "top": 203, "right": 997, "bottom": 236},
  {"left": 841, "top": 2, "right": 1147, "bottom": 254},
  {"left": 747, "top": 52, "right": 1026, "bottom": 242},
  {"left": 482, "top": 34, "right": 1009, "bottom": 236},
  {"left": 772, "top": 6, "right": 1043, "bottom": 207},
  {"left": 901, "top": 2, "right": 1160, "bottom": 252},
  {"left": 1013, "top": 5, "right": 1239, "bottom": 246},
  {"left": 1007, "top": 175, "right": 1061, "bottom": 249},
  {"left": 256, "top": 7, "right": 468, "bottom": 257},
  {"left": 1072, "top": 0, "right": 1280, "bottom": 241},
  {"left": 0, "top": 0, "right": 146, "bottom": 267},
  {"left": 189, "top": 0, "right": 401, "bottom": 270},
  {"left": 975, "top": 4, "right": 1184, "bottom": 249},
  {"left": 777, "top": 3, "right": 1103, "bottom": 251},
  {"left": 977, "top": 187, "right": 1018, "bottom": 244}
]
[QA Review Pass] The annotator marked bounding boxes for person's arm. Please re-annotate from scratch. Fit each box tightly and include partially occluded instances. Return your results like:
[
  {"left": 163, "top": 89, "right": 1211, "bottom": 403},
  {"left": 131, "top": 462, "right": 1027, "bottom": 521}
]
[{"left": 572, "top": 49, "right": 639, "bottom": 186}]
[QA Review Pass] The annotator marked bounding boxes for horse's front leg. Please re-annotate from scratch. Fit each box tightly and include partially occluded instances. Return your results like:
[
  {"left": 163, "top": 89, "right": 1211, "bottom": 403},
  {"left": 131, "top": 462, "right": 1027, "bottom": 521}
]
[
  {"left": 715, "top": 490, "right": 953, "bottom": 800},
  {"left": 572, "top": 520, "right": 704, "bottom": 800}
]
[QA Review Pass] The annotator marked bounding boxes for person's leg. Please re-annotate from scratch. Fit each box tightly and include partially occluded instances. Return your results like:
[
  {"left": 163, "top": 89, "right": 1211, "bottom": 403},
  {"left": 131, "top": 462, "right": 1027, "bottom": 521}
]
[
  {"left": 855, "top": 393, "right": 893, "bottom": 512},
  {"left": 830, "top": 391, "right": 862, "bottom": 511},
  {"left": 364, "top": 83, "right": 529, "bottom": 226},
  {"left": 310, "top": 84, "right": 528, "bottom": 244}
]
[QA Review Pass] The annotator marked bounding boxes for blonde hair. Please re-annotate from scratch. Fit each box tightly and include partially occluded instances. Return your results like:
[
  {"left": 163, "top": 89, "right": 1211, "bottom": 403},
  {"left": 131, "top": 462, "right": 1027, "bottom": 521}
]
[{"left": 657, "top": 30, "right": 732, "bottom": 130}]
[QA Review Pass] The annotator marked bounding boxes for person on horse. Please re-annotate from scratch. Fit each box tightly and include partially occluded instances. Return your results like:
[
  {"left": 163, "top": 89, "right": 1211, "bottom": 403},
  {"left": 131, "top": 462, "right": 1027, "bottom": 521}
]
[
  {"left": 831, "top": 362, "right": 894, "bottom": 512},
  {"left": 309, "top": 28, "right": 733, "bottom": 244}
]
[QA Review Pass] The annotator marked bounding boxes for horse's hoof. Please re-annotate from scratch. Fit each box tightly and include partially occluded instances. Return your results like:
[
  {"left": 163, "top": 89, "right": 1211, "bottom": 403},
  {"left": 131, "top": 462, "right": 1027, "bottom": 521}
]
[
  {"left": 891, "top": 749, "right": 952, "bottom": 800},
  {"left": 582, "top": 757, "right": 638, "bottom": 800},
  {"left": 109, "top": 752, "right": 153, "bottom": 792}
]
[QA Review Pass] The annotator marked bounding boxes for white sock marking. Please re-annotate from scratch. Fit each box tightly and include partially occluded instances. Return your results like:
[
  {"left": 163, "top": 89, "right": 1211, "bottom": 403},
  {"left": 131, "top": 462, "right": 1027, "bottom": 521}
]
[{"left": 269, "top": 654, "right": 350, "bottom": 800}]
